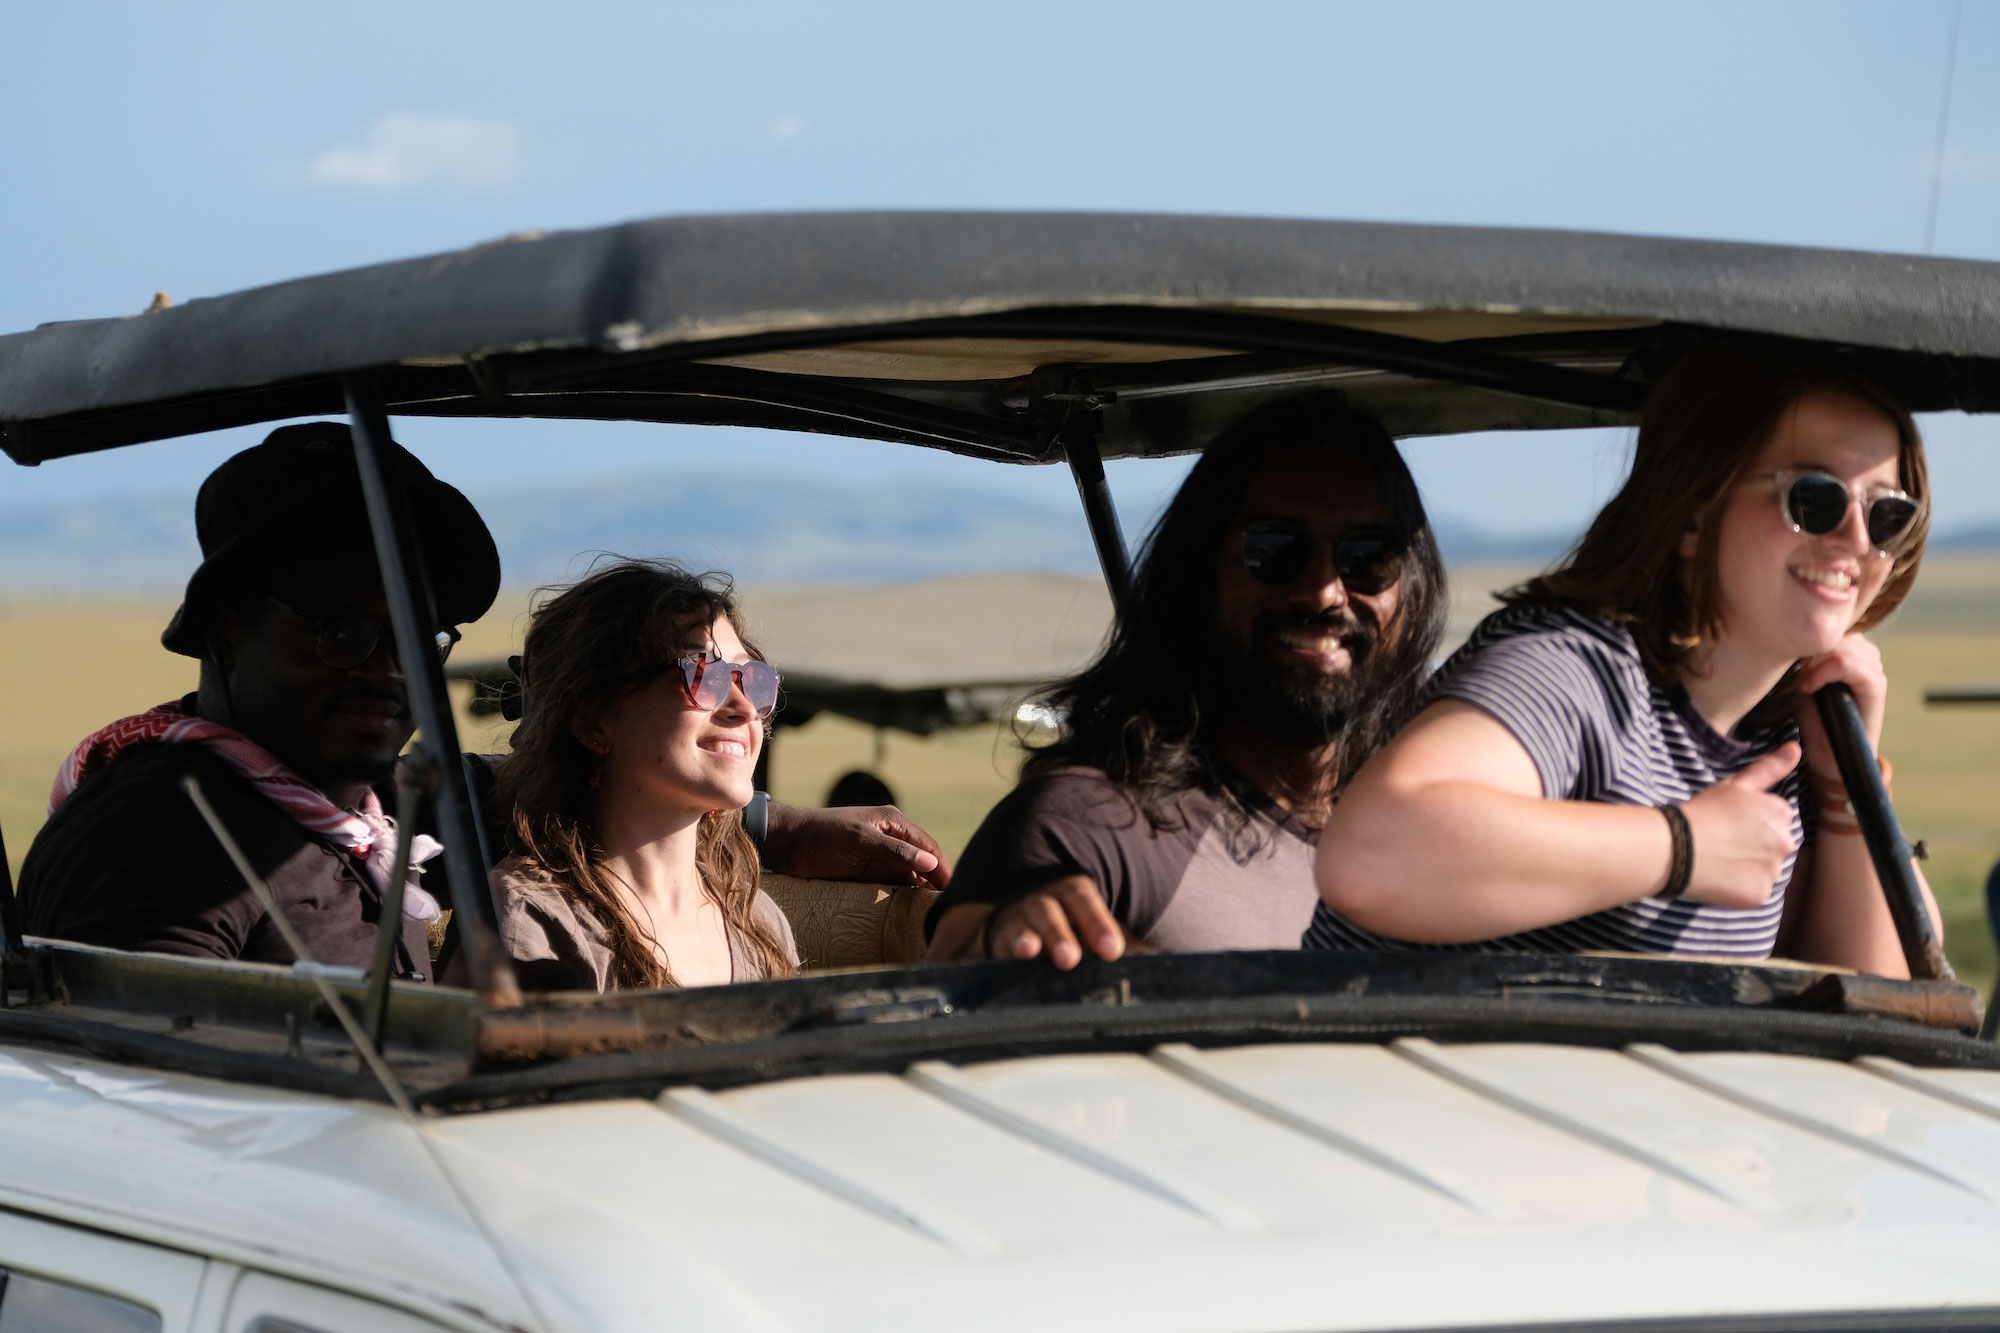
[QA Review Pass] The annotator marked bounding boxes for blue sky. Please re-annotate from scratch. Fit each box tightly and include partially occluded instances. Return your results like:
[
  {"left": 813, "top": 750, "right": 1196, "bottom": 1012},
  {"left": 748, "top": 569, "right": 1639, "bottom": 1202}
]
[{"left": 5, "top": 0, "right": 1998, "bottom": 553}]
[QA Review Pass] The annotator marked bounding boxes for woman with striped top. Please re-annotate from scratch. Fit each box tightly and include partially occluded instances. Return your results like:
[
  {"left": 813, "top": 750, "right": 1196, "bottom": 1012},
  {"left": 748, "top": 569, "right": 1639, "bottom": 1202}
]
[{"left": 1313, "top": 342, "right": 1942, "bottom": 976}]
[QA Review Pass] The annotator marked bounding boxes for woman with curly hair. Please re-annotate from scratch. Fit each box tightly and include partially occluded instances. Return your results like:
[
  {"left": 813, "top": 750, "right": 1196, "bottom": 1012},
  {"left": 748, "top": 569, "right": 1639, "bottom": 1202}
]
[{"left": 493, "top": 560, "right": 798, "bottom": 990}]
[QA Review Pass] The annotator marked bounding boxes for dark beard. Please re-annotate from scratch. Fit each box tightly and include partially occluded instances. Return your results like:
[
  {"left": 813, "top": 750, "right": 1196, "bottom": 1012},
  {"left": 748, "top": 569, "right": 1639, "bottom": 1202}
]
[{"left": 1221, "top": 608, "right": 1381, "bottom": 746}]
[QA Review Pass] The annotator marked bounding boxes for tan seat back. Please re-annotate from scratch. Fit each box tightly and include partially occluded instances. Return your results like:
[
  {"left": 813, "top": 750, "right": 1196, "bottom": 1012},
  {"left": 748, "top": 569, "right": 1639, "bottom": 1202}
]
[{"left": 759, "top": 873, "right": 938, "bottom": 970}]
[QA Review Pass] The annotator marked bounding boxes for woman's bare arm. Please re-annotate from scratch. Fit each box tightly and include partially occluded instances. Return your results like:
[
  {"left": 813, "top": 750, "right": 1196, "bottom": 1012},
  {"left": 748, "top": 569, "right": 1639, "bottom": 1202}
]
[
  {"left": 1786, "top": 825, "right": 1939, "bottom": 977},
  {"left": 1316, "top": 700, "right": 1799, "bottom": 942}
]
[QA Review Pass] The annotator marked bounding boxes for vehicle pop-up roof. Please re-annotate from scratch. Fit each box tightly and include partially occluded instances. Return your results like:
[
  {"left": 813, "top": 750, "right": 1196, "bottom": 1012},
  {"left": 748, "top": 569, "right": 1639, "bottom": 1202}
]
[{"left": 4, "top": 212, "right": 2000, "bottom": 1111}]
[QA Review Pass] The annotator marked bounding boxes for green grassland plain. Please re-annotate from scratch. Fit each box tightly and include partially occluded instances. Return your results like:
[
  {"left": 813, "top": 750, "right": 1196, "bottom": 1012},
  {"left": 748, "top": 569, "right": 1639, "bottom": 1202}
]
[{"left": 5, "top": 556, "right": 1998, "bottom": 990}]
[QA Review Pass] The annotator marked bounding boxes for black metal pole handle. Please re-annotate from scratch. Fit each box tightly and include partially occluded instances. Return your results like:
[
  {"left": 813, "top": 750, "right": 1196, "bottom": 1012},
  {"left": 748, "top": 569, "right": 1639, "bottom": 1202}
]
[{"left": 1812, "top": 682, "right": 1951, "bottom": 982}]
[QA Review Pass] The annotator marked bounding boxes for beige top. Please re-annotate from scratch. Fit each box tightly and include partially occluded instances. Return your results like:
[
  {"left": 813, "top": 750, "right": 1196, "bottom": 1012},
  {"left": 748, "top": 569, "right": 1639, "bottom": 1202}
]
[{"left": 491, "top": 855, "right": 799, "bottom": 992}]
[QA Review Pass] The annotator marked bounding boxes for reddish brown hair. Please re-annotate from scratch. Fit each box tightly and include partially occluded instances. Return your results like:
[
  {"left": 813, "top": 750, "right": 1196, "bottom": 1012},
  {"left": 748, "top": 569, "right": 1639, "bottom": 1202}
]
[{"left": 1512, "top": 340, "right": 1929, "bottom": 683}]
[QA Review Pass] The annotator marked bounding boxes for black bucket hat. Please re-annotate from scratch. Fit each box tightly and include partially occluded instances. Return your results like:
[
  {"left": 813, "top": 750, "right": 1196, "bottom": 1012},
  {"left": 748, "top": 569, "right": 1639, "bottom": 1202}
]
[{"left": 161, "top": 422, "right": 502, "bottom": 658}]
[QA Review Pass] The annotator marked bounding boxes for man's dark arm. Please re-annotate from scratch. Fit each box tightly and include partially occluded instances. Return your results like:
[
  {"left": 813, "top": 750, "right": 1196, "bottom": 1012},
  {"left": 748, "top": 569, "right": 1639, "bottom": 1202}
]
[
  {"left": 923, "top": 770, "right": 1177, "bottom": 968},
  {"left": 760, "top": 800, "right": 951, "bottom": 890}
]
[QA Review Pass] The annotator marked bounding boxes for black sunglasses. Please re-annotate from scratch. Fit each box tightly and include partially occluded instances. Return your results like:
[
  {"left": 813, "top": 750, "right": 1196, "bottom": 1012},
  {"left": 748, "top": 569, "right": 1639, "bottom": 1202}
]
[
  {"left": 264, "top": 597, "right": 461, "bottom": 670},
  {"left": 1240, "top": 519, "right": 1407, "bottom": 594},
  {"left": 1758, "top": 469, "right": 1923, "bottom": 555}
]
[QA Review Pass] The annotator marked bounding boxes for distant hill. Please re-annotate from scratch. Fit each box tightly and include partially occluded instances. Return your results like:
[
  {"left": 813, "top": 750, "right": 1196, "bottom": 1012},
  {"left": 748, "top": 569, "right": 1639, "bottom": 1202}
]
[
  {"left": 0, "top": 472, "right": 1100, "bottom": 593},
  {"left": 474, "top": 471, "right": 1099, "bottom": 588},
  {"left": 2, "top": 472, "right": 1993, "bottom": 593},
  {"left": 1428, "top": 518, "right": 1570, "bottom": 564},
  {"left": 1935, "top": 523, "right": 2000, "bottom": 552},
  {"left": 0, "top": 493, "right": 197, "bottom": 591}
]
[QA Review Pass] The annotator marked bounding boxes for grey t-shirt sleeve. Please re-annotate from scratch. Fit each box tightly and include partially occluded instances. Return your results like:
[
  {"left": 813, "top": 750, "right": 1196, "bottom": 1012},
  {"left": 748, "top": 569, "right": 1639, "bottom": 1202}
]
[
  {"left": 1433, "top": 627, "right": 1619, "bottom": 799},
  {"left": 927, "top": 768, "right": 1190, "bottom": 938}
]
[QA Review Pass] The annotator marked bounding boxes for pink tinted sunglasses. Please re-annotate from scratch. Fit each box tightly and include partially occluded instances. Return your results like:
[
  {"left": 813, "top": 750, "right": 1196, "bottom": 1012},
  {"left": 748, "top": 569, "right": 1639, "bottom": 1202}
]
[{"left": 675, "top": 652, "right": 780, "bottom": 717}]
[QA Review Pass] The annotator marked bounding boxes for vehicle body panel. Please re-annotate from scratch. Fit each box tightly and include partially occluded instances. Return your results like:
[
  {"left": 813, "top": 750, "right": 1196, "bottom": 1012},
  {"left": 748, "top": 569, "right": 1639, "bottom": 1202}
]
[
  {"left": 0, "top": 1047, "right": 534, "bottom": 1331},
  {"left": 6, "top": 1039, "right": 2000, "bottom": 1332}
]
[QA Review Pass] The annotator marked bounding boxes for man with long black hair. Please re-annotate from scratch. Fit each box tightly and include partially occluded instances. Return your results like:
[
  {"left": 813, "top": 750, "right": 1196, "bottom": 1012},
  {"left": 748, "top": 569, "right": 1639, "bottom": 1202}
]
[{"left": 926, "top": 394, "right": 1447, "bottom": 966}]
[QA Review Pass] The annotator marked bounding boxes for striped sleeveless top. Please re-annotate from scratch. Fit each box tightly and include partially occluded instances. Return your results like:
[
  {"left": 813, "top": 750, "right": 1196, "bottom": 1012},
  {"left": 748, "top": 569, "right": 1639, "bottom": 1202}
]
[{"left": 1305, "top": 601, "right": 1806, "bottom": 958}]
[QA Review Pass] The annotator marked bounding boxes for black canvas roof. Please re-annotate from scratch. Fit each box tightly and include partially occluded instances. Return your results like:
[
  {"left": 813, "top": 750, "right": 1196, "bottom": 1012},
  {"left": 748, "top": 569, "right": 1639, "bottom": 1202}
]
[{"left": 6, "top": 211, "right": 2000, "bottom": 465}]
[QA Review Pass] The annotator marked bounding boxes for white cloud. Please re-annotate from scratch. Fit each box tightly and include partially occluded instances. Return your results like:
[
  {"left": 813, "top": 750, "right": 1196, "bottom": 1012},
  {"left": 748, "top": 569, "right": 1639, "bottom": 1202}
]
[
  {"left": 1938, "top": 146, "right": 1995, "bottom": 182},
  {"left": 766, "top": 112, "right": 807, "bottom": 145},
  {"left": 307, "top": 112, "right": 522, "bottom": 190}
]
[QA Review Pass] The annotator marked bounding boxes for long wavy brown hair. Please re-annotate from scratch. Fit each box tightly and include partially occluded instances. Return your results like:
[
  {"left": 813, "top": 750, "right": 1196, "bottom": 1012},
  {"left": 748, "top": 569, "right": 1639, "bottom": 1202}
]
[
  {"left": 495, "top": 559, "right": 796, "bottom": 989},
  {"left": 1513, "top": 339, "right": 1929, "bottom": 686}
]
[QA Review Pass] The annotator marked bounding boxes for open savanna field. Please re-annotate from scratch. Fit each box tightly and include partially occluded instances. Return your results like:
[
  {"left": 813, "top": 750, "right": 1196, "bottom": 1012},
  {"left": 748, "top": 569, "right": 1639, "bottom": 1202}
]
[{"left": 5, "top": 556, "right": 1998, "bottom": 991}]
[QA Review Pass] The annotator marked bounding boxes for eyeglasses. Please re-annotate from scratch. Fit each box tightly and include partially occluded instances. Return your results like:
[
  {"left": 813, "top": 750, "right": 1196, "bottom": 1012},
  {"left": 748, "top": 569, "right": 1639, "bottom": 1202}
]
[
  {"left": 263, "top": 597, "right": 461, "bottom": 670},
  {"left": 1758, "top": 469, "right": 1923, "bottom": 555},
  {"left": 1239, "top": 519, "right": 1407, "bottom": 594},
  {"left": 675, "top": 652, "right": 781, "bottom": 718}
]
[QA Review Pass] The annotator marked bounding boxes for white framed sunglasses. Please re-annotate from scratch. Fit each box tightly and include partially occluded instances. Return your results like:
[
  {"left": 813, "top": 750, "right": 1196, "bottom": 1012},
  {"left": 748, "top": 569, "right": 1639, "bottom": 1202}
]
[{"left": 1754, "top": 468, "right": 1924, "bottom": 556}]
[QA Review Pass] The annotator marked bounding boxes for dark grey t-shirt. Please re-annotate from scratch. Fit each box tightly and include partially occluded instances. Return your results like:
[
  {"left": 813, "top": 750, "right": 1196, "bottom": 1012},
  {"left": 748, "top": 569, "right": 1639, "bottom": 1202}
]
[
  {"left": 1306, "top": 601, "right": 1805, "bottom": 957},
  {"left": 933, "top": 766, "right": 1320, "bottom": 952}
]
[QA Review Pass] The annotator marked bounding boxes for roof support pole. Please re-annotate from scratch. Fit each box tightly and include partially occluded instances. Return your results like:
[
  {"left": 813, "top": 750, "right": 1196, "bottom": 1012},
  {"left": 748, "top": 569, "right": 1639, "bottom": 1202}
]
[
  {"left": 343, "top": 375, "right": 521, "bottom": 1010},
  {"left": 1062, "top": 428, "right": 1132, "bottom": 611},
  {"left": 1814, "top": 684, "right": 1952, "bottom": 983}
]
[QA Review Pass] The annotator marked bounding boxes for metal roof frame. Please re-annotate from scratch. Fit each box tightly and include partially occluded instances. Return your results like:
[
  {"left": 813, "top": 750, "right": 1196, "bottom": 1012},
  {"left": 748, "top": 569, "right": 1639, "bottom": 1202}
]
[{"left": 5, "top": 212, "right": 1997, "bottom": 1093}]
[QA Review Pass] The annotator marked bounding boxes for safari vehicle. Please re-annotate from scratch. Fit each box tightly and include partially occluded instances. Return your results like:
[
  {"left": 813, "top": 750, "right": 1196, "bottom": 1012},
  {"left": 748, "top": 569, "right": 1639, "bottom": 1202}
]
[{"left": 4, "top": 213, "right": 2000, "bottom": 1333}]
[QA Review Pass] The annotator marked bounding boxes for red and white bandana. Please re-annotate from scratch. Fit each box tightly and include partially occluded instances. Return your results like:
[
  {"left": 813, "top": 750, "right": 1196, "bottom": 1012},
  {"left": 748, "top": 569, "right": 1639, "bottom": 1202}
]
[{"left": 51, "top": 700, "right": 441, "bottom": 921}]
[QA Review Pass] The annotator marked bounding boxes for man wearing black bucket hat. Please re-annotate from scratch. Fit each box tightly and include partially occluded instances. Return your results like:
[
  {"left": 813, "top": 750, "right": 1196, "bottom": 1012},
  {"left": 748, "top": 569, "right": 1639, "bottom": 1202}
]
[
  {"left": 21, "top": 422, "right": 950, "bottom": 978},
  {"left": 19, "top": 423, "right": 481, "bottom": 978}
]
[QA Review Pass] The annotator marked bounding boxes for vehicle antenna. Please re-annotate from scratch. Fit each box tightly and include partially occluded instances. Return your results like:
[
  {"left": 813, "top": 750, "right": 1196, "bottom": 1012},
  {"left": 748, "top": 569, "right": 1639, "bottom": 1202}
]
[
  {"left": 362, "top": 745, "right": 431, "bottom": 1048},
  {"left": 1924, "top": 0, "right": 1964, "bottom": 254},
  {"left": 185, "top": 773, "right": 562, "bottom": 1330},
  {"left": 342, "top": 375, "right": 522, "bottom": 1012},
  {"left": 180, "top": 774, "right": 417, "bottom": 1117}
]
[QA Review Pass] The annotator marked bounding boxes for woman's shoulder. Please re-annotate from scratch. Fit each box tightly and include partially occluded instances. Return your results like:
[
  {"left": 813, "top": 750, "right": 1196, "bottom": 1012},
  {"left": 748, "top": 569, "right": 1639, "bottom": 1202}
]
[
  {"left": 736, "top": 886, "right": 802, "bottom": 980},
  {"left": 1435, "top": 600, "right": 1646, "bottom": 687},
  {"left": 490, "top": 855, "right": 618, "bottom": 990},
  {"left": 490, "top": 854, "right": 575, "bottom": 913},
  {"left": 1424, "top": 599, "right": 1657, "bottom": 738},
  {"left": 1461, "top": 599, "right": 1640, "bottom": 657}
]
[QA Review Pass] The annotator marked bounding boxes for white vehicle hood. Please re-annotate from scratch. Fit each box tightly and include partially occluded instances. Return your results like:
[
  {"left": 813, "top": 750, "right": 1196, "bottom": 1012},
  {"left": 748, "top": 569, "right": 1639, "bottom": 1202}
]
[
  {"left": 6, "top": 1038, "right": 2000, "bottom": 1333},
  {"left": 427, "top": 1039, "right": 2000, "bottom": 1333}
]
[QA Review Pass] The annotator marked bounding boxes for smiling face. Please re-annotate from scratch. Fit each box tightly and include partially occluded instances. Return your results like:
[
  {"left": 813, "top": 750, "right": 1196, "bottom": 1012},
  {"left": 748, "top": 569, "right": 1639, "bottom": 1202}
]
[
  {"left": 584, "top": 614, "right": 763, "bottom": 817},
  {"left": 1693, "top": 389, "right": 1907, "bottom": 665},
  {"left": 1211, "top": 443, "right": 1406, "bottom": 740},
  {"left": 218, "top": 542, "right": 415, "bottom": 793}
]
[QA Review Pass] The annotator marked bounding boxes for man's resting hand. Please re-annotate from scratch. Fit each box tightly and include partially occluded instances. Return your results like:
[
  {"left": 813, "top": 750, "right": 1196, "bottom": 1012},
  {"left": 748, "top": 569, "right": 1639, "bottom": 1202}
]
[
  {"left": 762, "top": 802, "right": 952, "bottom": 890},
  {"left": 926, "top": 874, "right": 1138, "bottom": 969}
]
